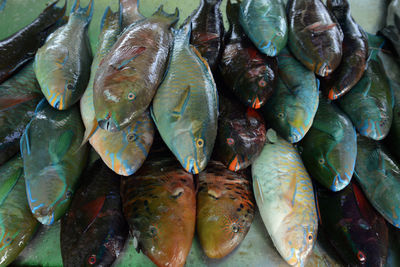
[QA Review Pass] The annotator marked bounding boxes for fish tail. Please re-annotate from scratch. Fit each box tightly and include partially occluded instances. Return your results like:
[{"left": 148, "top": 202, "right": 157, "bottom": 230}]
[
  {"left": 119, "top": 0, "right": 143, "bottom": 26},
  {"left": 204, "top": 0, "right": 223, "bottom": 6},
  {"left": 100, "top": 6, "right": 119, "bottom": 31},
  {"left": 172, "top": 21, "right": 191, "bottom": 46},
  {"left": 71, "top": 0, "right": 94, "bottom": 23},
  {"left": 152, "top": 5, "right": 179, "bottom": 28}
]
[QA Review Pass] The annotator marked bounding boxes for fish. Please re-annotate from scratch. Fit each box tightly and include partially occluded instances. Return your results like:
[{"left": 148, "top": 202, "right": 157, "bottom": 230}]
[
  {"left": 354, "top": 135, "right": 400, "bottom": 228},
  {"left": 261, "top": 47, "right": 319, "bottom": 143},
  {"left": 61, "top": 159, "right": 128, "bottom": 267},
  {"left": 385, "top": 225, "right": 400, "bottom": 267},
  {"left": 219, "top": 0, "right": 278, "bottom": 109},
  {"left": 34, "top": 0, "right": 93, "bottom": 110},
  {"left": 188, "top": 0, "right": 224, "bottom": 72},
  {"left": 338, "top": 34, "right": 393, "bottom": 141},
  {"left": 252, "top": 128, "right": 318, "bottom": 267},
  {"left": 197, "top": 161, "right": 255, "bottom": 259},
  {"left": 298, "top": 95, "right": 357, "bottom": 192},
  {"left": 0, "top": 0, "right": 66, "bottom": 83},
  {"left": 151, "top": 23, "right": 218, "bottom": 174},
  {"left": 287, "top": 0, "right": 343, "bottom": 77},
  {"left": 0, "top": 156, "right": 39, "bottom": 267},
  {"left": 20, "top": 99, "right": 88, "bottom": 225},
  {"left": 119, "top": 0, "right": 144, "bottom": 29},
  {"left": 380, "top": 0, "right": 400, "bottom": 57},
  {"left": 321, "top": 0, "right": 368, "bottom": 100},
  {"left": 94, "top": 6, "right": 178, "bottom": 132},
  {"left": 120, "top": 155, "right": 196, "bottom": 267},
  {"left": 0, "top": 62, "right": 42, "bottom": 165},
  {"left": 317, "top": 182, "right": 389, "bottom": 267},
  {"left": 214, "top": 95, "right": 266, "bottom": 171},
  {"left": 239, "top": 0, "right": 288, "bottom": 57}
]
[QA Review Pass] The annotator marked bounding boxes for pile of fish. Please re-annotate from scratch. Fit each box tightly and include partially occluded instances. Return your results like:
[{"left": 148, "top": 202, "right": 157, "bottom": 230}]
[{"left": 1, "top": 0, "right": 400, "bottom": 266}]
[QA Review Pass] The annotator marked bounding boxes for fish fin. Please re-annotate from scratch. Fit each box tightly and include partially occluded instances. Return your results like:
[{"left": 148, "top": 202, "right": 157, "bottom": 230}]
[
  {"left": 80, "top": 123, "right": 99, "bottom": 148},
  {"left": 71, "top": 0, "right": 94, "bottom": 23},
  {"left": 254, "top": 177, "right": 264, "bottom": 205},
  {"left": 54, "top": 48, "right": 69, "bottom": 68},
  {"left": 0, "top": 94, "right": 40, "bottom": 111},
  {"left": 191, "top": 45, "right": 216, "bottom": 96},
  {"left": 172, "top": 21, "right": 191, "bottom": 46},
  {"left": 352, "top": 182, "right": 374, "bottom": 221},
  {"left": 152, "top": 5, "right": 179, "bottom": 28},
  {"left": 20, "top": 120, "right": 33, "bottom": 157},
  {"left": 100, "top": 6, "right": 112, "bottom": 30},
  {"left": 193, "top": 32, "right": 220, "bottom": 43},
  {"left": 112, "top": 46, "right": 146, "bottom": 70},
  {"left": 172, "top": 85, "right": 191, "bottom": 119},
  {"left": 119, "top": 0, "right": 143, "bottom": 27},
  {"left": 49, "top": 130, "right": 74, "bottom": 163},
  {"left": 284, "top": 176, "right": 297, "bottom": 208},
  {"left": 150, "top": 106, "right": 158, "bottom": 124},
  {"left": 34, "top": 98, "right": 48, "bottom": 114},
  {"left": 81, "top": 196, "right": 106, "bottom": 233}
]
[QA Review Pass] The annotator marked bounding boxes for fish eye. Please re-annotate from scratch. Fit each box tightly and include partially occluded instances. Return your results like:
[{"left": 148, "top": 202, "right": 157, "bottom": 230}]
[
  {"left": 127, "top": 133, "right": 137, "bottom": 142},
  {"left": 66, "top": 190, "right": 72, "bottom": 198},
  {"left": 88, "top": 254, "right": 96, "bottom": 265},
  {"left": 357, "top": 251, "right": 366, "bottom": 262},
  {"left": 197, "top": 139, "right": 204, "bottom": 148},
  {"left": 67, "top": 84, "right": 73, "bottom": 90},
  {"left": 149, "top": 225, "right": 158, "bottom": 237},
  {"left": 258, "top": 79, "right": 267, "bottom": 87},
  {"left": 128, "top": 92, "right": 136, "bottom": 101},
  {"left": 4, "top": 237, "right": 11, "bottom": 244},
  {"left": 232, "top": 223, "right": 240, "bottom": 233},
  {"left": 171, "top": 187, "right": 184, "bottom": 199},
  {"left": 227, "top": 138, "right": 235, "bottom": 145},
  {"left": 307, "top": 233, "right": 313, "bottom": 242},
  {"left": 277, "top": 112, "right": 284, "bottom": 119},
  {"left": 318, "top": 158, "right": 325, "bottom": 165}
]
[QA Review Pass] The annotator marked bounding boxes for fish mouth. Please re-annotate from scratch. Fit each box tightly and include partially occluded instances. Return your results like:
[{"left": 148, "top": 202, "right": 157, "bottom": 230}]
[
  {"left": 184, "top": 157, "right": 200, "bottom": 174},
  {"left": 35, "top": 211, "right": 55, "bottom": 225},
  {"left": 98, "top": 117, "right": 120, "bottom": 132}
]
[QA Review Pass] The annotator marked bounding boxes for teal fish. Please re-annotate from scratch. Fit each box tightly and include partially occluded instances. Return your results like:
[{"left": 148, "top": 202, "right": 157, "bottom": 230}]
[
  {"left": 261, "top": 48, "right": 319, "bottom": 143},
  {"left": 34, "top": 0, "right": 93, "bottom": 110},
  {"left": 20, "top": 99, "right": 88, "bottom": 225},
  {"left": 338, "top": 34, "right": 393, "bottom": 140},
  {"left": 151, "top": 23, "right": 218, "bottom": 174},
  {"left": 239, "top": 0, "right": 287, "bottom": 56},
  {"left": 299, "top": 95, "right": 357, "bottom": 191},
  {"left": 252, "top": 129, "right": 318, "bottom": 266},
  {"left": 0, "top": 156, "right": 38, "bottom": 266}
]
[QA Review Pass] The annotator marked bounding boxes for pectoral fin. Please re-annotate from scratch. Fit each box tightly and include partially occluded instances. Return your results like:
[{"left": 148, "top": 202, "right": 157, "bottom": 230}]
[
  {"left": 172, "top": 85, "right": 191, "bottom": 119},
  {"left": 284, "top": 177, "right": 297, "bottom": 208},
  {"left": 49, "top": 130, "right": 74, "bottom": 162},
  {"left": 81, "top": 195, "right": 106, "bottom": 233},
  {"left": 112, "top": 46, "right": 146, "bottom": 70}
]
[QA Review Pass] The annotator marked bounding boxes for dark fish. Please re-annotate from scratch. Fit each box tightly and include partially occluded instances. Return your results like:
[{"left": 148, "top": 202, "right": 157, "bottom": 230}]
[
  {"left": 0, "top": 62, "right": 42, "bottom": 165},
  {"left": 197, "top": 161, "right": 255, "bottom": 258},
  {"left": 219, "top": 0, "right": 278, "bottom": 109},
  {"left": 189, "top": 0, "right": 224, "bottom": 72},
  {"left": 61, "top": 159, "right": 128, "bottom": 267},
  {"left": 119, "top": 0, "right": 144, "bottom": 29},
  {"left": 0, "top": 0, "right": 65, "bottom": 83},
  {"left": 299, "top": 95, "right": 357, "bottom": 192},
  {"left": 385, "top": 225, "right": 400, "bottom": 267},
  {"left": 317, "top": 182, "right": 389, "bottom": 266},
  {"left": 121, "top": 156, "right": 196, "bottom": 267},
  {"left": 287, "top": 0, "right": 343, "bottom": 77},
  {"left": 322, "top": 0, "right": 368, "bottom": 100},
  {"left": 214, "top": 96, "right": 266, "bottom": 171},
  {"left": 380, "top": 0, "right": 400, "bottom": 57}
]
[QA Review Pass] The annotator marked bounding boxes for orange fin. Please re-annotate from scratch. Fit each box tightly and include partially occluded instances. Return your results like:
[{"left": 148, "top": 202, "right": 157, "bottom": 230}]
[{"left": 81, "top": 195, "right": 106, "bottom": 232}]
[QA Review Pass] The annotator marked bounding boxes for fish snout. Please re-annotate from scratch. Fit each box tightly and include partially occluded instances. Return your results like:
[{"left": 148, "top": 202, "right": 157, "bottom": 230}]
[
  {"left": 98, "top": 118, "right": 120, "bottom": 132},
  {"left": 34, "top": 207, "right": 55, "bottom": 225}
]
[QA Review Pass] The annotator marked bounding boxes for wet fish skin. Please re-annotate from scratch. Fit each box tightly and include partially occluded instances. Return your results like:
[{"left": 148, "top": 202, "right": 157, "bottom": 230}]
[
  {"left": 119, "top": 0, "right": 144, "bottom": 29},
  {"left": 287, "top": 0, "right": 343, "bottom": 77},
  {"left": 219, "top": 0, "right": 278, "bottom": 109},
  {"left": 94, "top": 6, "right": 178, "bottom": 132},
  {"left": 252, "top": 129, "right": 318, "bottom": 266},
  {"left": 355, "top": 135, "right": 400, "bottom": 229},
  {"left": 239, "top": 0, "right": 287, "bottom": 57},
  {"left": 338, "top": 34, "right": 393, "bottom": 141},
  {"left": 189, "top": 0, "right": 224, "bottom": 72},
  {"left": 61, "top": 159, "right": 128, "bottom": 267},
  {"left": 0, "top": 156, "right": 38, "bottom": 267},
  {"left": 322, "top": 0, "right": 368, "bottom": 100},
  {"left": 0, "top": 0, "right": 66, "bottom": 83},
  {"left": 0, "top": 62, "right": 42, "bottom": 165},
  {"left": 197, "top": 161, "right": 255, "bottom": 259},
  {"left": 151, "top": 24, "right": 218, "bottom": 174},
  {"left": 215, "top": 96, "right": 266, "bottom": 171},
  {"left": 20, "top": 99, "right": 88, "bottom": 225},
  {"left": 261, "top": 48, "right": 319, "bottom": 143},
  {"left": 317, "top": 182, "right": 389, "bottom": 267},
  {"left": 34, "top": 0, "right": 93, "bottom": 110},
  {"left": 121, "top": 156, "right": 196, "bottom": 267},
  {"left": 380, "top": 0, "right": 400, "bottom": 57},
  {"left": 299, "top": 95, "right": 357, "bottom": 192}
]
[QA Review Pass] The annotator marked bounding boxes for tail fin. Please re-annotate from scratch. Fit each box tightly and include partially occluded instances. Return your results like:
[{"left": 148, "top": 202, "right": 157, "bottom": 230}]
[
  {"left": 171, "top": 19, "right": 191, "bottom": 46},
  {"left": 226, "top": 0, "right": 240, "bottom": 24},
  {"left": 204, "top": 0, "right": 223, "bottom": 6},
  {"left": 120, "top": 0, "right": 144, "bottom": 28},
  {"left": 100, "top": 6, "right": 120, "bottom": 31},
  {"left": 71, "top": 0, "right": 94, "bottom": 24},
  {"left": 152, "top": 5, "right": 179, "bottom": 28}
]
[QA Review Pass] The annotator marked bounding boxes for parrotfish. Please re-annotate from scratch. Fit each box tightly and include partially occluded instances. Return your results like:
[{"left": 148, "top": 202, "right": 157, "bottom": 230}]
[
  {"left": 317, "top": 182, "right": 389, "bottom": 267},
  {"left": 94, "top": 6, "right": 178, "bottom": 132},
  {"left": 197, "top": 161, "right": 255, "bottom": 259},
  {"left": 219, "top": 0, "right": 278, "bottom": 109},
  {"left": 61, "top": 159, "right": 128, "bottom": 267},
  {"left": 386, "top": 225, "right": 400, "bottom": 267},
  {"left": 261, "top": 48, "right": 319, "bottom": 143},
  {"left": 121, "top": 156, "right": 196, "bottom": 267},
  {"left": 239, "top": 0, "right": 287, "bottom": 57},
  {"left": 322, "top": 0, "right": 368, "bottom": 100},
  {"left": 355, "top": 135, "right": 400, "bottom": 228},
  {"left": 0, "top": 156, "right": 38, "bottom": 267},
  {"left": 252, "top": 129, "right": 318, "bottom": 267},
  {"left": 151, "top": 23, "right": 218, "bottom": 174},
  {"left": 20, "top": 99, "right": 88, "bottom": 225},
  {"left": 338, "top": 34, "right": 393, "bottom": 141},
  {"left": 214, "top": 95, "right": 266, "bottom": 171},
  {"left": 305, "top": 230, "right": 344, "bottom": 267},
  {"left": 34, "top": 0, "right": 93, "bottom": 110},
  {"left": 298, "top": 95, "right": 357, "bottom": 192},
  {"left": 119, "top": 0, "right": 144, "bottom": 29},
  {"left": 189, "top": 0, "right": 224, "bottom": 72},
  {"left": 0, "top": 0, "right": 66, "bottom": 83},
  {"left": 380, "top": 0, "right": 400, "bottom": 57},
  {"left": 287, "top": 0, "right": 343, "bottom": 77},
  {"left": 0, "top": 62, "right": 42, "bottom": 165}
]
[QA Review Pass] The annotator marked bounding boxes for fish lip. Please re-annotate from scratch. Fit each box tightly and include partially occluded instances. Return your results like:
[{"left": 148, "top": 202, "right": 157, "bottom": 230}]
[
  {"left": 35, "top": 212, "right": 55, "bottom": 225},
  {"left": 98, "top": 118, "right": 120, "bottom": 132}
]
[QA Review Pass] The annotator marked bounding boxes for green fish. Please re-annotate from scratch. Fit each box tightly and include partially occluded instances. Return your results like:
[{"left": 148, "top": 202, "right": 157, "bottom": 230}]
[
  {"left": 298, "top": 95, "right": 357, "bottom": 192},
  {"left": 0, "top": 62, "right": 42, "bottom": 165},
  {"left": 338, "top": 34, "right": 393, "bottom": 140},
  {"left": 0, "top": 156, "right": 38, "bottom": 267},
  {"left": 261, "top": 48, "right": 319, "bottom": 143},
  {"left": 20, "top": 99, "right": 88, "bottom": 225},
  {"left": 151, "top": 23, "right": 218, "bottom": 174},
  {"left": 355, "top": 135, "right": 400, "bottom": 228},
  {"left": 34, "top": 0, "right": 93, "bottom": 110}
]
